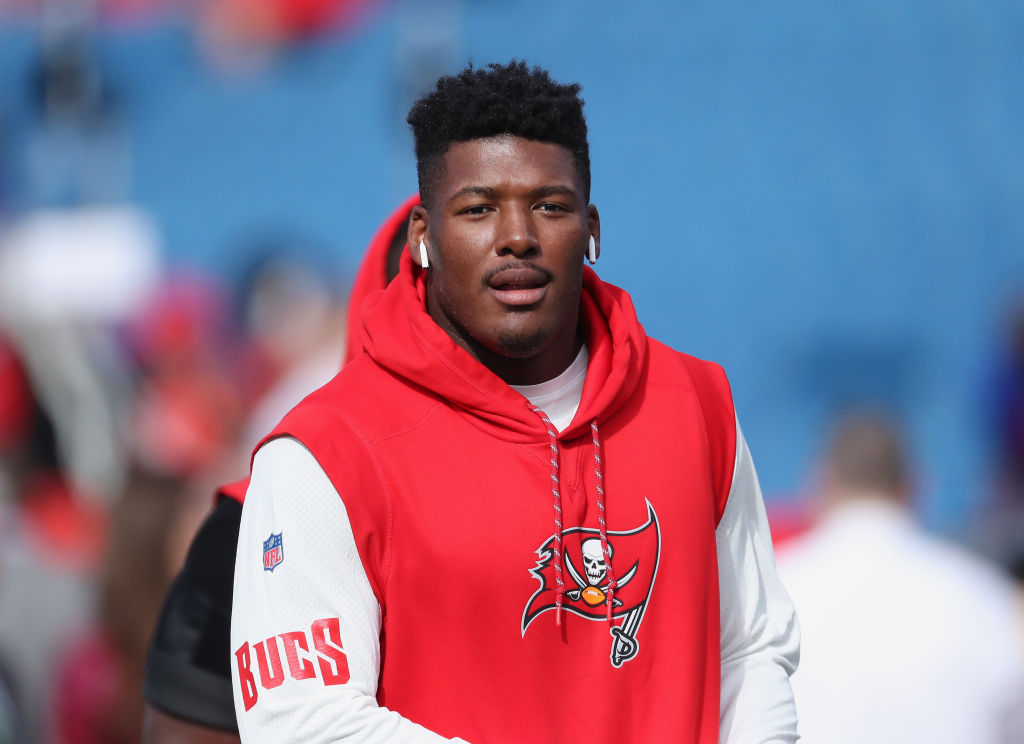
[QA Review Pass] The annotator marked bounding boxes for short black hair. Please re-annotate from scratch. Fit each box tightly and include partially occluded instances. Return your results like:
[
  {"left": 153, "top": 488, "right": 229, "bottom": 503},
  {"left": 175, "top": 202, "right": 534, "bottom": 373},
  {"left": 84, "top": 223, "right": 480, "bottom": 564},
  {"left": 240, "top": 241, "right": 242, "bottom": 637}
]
[{"left": 407, "top": 60, "right": 591, "bottom": 208}]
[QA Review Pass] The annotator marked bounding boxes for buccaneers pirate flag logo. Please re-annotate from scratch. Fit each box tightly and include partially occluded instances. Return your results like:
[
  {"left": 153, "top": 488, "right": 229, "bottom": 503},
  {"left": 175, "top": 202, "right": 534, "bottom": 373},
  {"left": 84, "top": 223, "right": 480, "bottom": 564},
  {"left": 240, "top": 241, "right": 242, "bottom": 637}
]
[{"left": 521, "top": 502, "right": 661, "bottom": 668}]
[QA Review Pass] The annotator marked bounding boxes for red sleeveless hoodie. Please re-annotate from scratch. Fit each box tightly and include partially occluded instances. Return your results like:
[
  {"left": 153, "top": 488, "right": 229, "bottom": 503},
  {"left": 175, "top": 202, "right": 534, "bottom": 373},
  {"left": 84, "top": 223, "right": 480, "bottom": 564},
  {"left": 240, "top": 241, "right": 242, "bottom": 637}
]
[{"left": 261, "top": 255, "right": 736, "bottom": 744}]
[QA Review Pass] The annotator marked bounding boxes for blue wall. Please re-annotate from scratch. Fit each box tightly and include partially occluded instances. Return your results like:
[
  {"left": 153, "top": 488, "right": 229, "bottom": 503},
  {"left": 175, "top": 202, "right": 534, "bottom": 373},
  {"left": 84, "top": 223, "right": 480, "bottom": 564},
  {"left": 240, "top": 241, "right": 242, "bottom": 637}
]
[{"left": 2, "top": 0, "right": 1022, "bottom": 530}]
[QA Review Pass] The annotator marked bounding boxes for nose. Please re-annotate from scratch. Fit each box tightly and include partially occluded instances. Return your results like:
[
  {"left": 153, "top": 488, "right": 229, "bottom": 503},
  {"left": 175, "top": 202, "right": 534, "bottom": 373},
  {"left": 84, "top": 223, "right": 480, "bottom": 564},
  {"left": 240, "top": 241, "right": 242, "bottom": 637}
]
[{"left": 495, "top": 204, "right": 539, "bottom": 258}]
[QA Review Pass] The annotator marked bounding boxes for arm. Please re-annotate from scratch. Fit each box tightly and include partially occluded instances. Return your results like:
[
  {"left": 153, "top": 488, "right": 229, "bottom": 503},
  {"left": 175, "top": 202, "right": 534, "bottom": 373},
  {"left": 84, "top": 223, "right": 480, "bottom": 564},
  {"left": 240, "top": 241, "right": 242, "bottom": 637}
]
[
  {"left": 142, "top": 707, "right": 241, "bottom": 744},
  {"left": 717, "top": 420, "right": 801, "bottom": 744},
  {"left": 231, "top": 436, "right": 470, "bottom": 743},
  {"left": 143, "top": 498, "right": 242, "bottom": 740}
]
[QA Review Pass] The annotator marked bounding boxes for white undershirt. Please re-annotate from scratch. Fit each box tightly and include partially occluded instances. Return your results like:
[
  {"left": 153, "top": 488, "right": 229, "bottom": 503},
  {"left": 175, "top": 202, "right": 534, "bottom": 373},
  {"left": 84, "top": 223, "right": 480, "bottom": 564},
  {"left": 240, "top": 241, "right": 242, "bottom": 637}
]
[
  {"left": 510, "top": 344, "right": 588, "bottom": 432},
  {"left": 231, "top": 358, "right": 800, "bottom": 743}
]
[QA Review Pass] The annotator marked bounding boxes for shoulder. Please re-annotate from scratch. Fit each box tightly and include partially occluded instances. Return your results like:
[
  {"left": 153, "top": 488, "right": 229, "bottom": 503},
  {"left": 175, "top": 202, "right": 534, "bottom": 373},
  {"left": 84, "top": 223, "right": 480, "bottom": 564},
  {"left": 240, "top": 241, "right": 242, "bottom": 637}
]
[
  {"left": 645, "top": 342, "right": 739, "bottom": 522},
  {"left": 269, "top": 354, "right": 442, "bottom": 449},
  {"left": 645, "top": 340, "right": 732, "bottom": 401},
  {"left": 645, "top": 341, "right": 736, "bottom": 444}
]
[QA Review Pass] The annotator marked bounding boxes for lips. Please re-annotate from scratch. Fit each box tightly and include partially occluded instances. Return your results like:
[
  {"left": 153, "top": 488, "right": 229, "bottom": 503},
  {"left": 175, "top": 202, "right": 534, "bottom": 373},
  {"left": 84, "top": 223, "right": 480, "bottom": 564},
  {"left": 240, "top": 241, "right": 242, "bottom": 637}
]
[{"left": 486, "top": 266, "right": 551, "bottom": 307}]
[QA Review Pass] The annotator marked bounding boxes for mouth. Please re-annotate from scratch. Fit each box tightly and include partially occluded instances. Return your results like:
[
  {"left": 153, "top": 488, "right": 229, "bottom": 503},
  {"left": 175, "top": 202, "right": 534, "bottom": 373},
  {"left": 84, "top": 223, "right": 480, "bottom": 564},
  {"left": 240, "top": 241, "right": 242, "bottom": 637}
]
[{"left": 486, "top": 265, "right": 552, "bottom": 307}]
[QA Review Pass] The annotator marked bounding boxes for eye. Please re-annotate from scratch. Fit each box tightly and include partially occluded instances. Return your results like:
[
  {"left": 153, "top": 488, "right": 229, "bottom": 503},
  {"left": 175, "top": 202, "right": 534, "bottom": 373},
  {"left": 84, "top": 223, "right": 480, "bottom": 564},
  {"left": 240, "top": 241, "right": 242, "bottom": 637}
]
[
  {"left": 536, "top": 202, "right": 569, "bottom": 213},
  {"left": 460, "top": 204, "right": 492, "bottom": 216}
]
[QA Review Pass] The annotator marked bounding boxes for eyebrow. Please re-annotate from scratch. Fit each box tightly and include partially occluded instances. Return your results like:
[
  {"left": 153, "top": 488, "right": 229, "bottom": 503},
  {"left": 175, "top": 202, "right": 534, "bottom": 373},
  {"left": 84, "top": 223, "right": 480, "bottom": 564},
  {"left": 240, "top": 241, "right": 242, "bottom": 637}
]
[
  {"left": 450, "top": 186, "right": 498, "bottom": 200},
  {"left": 449, "top": 184, "right": 580, "bottom": 201},
  {"left": 530, "top": 185, "right": 578, "bottom": 199}
]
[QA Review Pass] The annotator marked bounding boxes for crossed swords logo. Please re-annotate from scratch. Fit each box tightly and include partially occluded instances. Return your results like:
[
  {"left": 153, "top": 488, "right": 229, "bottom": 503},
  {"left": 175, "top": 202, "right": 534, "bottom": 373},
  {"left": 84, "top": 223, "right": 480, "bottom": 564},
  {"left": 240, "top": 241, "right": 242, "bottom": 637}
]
[
  {"left": 564, "top": 546, "right": 643, "bottom": 667},
  {"left": 523, "top": 502, "right": 661, "bottom": 669}
]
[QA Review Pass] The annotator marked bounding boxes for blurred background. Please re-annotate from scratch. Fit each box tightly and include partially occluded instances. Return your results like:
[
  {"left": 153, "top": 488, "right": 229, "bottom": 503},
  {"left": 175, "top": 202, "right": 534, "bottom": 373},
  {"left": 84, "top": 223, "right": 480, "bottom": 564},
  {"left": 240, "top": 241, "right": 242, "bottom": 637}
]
[{"left": 0, "top": 0, "right": 1022, "bottom": 741}]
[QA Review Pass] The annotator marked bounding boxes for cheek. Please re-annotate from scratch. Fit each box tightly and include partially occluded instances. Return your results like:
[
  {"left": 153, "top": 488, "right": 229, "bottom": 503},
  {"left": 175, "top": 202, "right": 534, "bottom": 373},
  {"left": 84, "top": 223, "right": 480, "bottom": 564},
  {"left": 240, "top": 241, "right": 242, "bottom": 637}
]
[
  {"left": 438, "top": 222, "right": 493, "bottom": 257},
  {"left": 433, "top": 252, "right": 477, "bottom": 302},
  {"left": 558, "top": 251, "right": 586, "bottom": 298},
  {"left": 430, "top": 258, "right": 483, "bottom": 330},
  {"left": 432, "top": 230, "right": 492, "bottom": 291}
]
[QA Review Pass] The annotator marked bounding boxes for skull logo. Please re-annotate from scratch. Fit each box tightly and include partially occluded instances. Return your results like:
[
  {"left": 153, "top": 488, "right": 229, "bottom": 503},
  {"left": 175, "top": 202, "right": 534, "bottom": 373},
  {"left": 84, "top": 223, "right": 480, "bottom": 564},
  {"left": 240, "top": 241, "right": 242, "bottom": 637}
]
[{"left": 581, "top": 538, "right": 612, "bottom": 586}]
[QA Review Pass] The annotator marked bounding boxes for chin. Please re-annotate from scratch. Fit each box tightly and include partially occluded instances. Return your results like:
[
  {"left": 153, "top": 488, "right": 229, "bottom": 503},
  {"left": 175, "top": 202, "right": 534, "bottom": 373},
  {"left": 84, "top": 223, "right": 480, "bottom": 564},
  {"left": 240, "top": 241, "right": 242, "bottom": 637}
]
[{"left": 495, "top": 328, "right": 549, "bottom": 358}]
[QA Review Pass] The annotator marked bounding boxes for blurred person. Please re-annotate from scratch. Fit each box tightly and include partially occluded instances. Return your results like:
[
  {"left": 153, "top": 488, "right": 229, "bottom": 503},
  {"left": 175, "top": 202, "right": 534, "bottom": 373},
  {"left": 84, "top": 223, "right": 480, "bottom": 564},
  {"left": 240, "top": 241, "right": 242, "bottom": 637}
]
[
  {"left": 977, "top": 304, "right": 1024, "bottom": 575},
  {"left": 3, "top": 4, "right": 158, "bottom": 509},
  {"left": 141, "top": 195, "right": 416, "bottom": 743},
  {"left": 776, "top": 412, "right": 1024, "bottom": 744},
  {"left": 25, "top": 8, "right": 129, "bottom": 208},
  {"left": 196, "top": 0, "right": 379, "bottom": 74},
  {"left": 230, "top": 243, "right": 349, "bottom": 458},
  {"left": 991, "top": 308, "right": 1024, "bottom": 499},
  {"left": 0, "top": 210, "right": 160, "bottom": 741},
  {"left": 0, "top": 496, "right": 24, "bottom": 744},
  {"left": 52, "top": 468, "right": 183, "bottom": 744},
  {"left": 0, "top": 205, "right": 161, "bottom": 503},
  {"left": 0, "top": 337, "right": 33, "bottom": 501},
  {"left": 124, "top": 274, "right": 243, "bottom": 479},
  {"left": 0, "top": 661, "right": 19, "bottom": 744},
  {"left": 230, "top": 61, "right": 797, "bottom": 743},
  {"left": 0, "top": 341, "right": 103, "bottom": 744}
]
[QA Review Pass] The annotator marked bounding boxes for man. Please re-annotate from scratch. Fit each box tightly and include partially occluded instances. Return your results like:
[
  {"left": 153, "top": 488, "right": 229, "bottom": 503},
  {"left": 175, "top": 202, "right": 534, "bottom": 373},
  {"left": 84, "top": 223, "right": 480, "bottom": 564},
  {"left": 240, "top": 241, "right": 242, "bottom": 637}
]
[
  {"left": 141, "top": 196, "right": 417, "bottom": 742},
  {"left": 776, "top": 412, "right": 1024, "bottom": 744},
  {"left": 231, "top": 61, "right": 799, "bottom": 743}
]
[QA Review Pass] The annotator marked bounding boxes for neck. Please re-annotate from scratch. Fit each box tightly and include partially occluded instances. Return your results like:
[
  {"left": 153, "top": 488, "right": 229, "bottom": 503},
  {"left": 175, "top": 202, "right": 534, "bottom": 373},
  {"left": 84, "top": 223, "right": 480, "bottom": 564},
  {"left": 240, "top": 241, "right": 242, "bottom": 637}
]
[
  {"left": 429, "top": 303, "right": 584, "bottom": 386},
  {"left": 470, "top": 330, "right": 584, "bottom": 386}
]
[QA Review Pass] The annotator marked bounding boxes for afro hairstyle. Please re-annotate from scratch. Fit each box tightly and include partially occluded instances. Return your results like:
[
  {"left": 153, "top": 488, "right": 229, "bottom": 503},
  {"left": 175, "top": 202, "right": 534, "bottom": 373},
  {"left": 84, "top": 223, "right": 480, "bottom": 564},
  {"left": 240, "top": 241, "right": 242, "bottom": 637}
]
[{"left": 406, "top": 60, "right": 590, "bottom": 208}]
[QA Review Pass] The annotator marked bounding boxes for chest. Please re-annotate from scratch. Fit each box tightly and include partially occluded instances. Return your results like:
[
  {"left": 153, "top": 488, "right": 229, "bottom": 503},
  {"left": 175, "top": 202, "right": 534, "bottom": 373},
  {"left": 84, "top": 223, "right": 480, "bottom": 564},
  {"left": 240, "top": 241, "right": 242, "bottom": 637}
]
[{"left": 373, "top": 390, "right": 718, "bottom": 600}]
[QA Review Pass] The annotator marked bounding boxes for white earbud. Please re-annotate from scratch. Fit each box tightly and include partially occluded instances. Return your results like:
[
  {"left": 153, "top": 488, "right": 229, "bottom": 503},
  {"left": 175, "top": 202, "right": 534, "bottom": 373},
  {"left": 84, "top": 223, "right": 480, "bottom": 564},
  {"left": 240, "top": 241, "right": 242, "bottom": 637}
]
[
  {"left": 587, "top": 235, "right": 598, "bottom": 265},
  {"left": 419, "top": 239, "right": 430, "bottom": 269}
]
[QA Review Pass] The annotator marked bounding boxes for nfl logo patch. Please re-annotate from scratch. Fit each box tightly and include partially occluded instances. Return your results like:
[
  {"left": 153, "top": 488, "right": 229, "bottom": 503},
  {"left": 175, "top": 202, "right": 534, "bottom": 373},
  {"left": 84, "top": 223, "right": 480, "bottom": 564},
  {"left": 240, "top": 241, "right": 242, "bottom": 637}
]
[{"left": 263, "top": 533, "right": 284, "bottom": 572}]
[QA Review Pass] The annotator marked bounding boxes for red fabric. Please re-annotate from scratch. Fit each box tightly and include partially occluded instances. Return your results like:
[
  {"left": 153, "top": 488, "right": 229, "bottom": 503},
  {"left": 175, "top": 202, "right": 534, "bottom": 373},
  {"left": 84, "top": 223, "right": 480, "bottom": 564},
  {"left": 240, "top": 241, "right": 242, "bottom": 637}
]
[
  {"left": 680, "top": 353, "right": 738, "bottom": 525},
  {"left": 342, "top": 194, "right": 419, "bottom": 365},
  {"left": 256, "top": 255, "right": 736, "bottom": 743},
  {"left": 216, "top": 477, "right": 251, "bottom": 505},
  {"left": 217, "top": 196, "right": 418, "bottom": 506},
  {"left": 20, "top": 473, "right": 108, "bottom": 571},
  {"left": 52, "top": 631, "right": 121, "bottom": 744},
  {"left": 766, "top": 500, "right": 814, "bottom": 548},
  {"left": 0, "top": 338, "right": 31, "bottom": 450},
  {"left": 273, "top": 0, "right": 375, "bottom": 36}
]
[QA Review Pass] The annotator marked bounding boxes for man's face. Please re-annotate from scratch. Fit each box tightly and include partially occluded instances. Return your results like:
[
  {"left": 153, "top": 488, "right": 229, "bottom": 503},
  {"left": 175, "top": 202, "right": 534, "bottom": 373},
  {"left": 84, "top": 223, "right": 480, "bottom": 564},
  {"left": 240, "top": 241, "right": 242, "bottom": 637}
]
[{"left": 409, "top": 135, "right": 600, "bottom": 385}]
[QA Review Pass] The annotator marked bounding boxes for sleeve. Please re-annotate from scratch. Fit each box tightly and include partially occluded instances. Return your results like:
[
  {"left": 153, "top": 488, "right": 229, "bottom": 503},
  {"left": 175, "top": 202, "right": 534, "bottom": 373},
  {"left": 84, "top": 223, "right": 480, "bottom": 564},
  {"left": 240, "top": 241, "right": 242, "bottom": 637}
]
[
  {"left": 144, "top": 497, "right": 242, "bottom": 732},
  {"left": 230, "top": 436, "right": 471, "bottom": 744},
  {"left": 717, "top": 418, "right": 801, "bottom": 744}
]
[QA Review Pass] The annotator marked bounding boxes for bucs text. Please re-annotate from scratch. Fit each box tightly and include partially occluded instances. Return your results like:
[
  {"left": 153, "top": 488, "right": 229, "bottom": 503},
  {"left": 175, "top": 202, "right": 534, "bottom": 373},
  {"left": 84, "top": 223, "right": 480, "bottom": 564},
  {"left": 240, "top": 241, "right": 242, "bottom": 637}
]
[{"left": 235, "top": 617, "right": 350, "bottom": 710}]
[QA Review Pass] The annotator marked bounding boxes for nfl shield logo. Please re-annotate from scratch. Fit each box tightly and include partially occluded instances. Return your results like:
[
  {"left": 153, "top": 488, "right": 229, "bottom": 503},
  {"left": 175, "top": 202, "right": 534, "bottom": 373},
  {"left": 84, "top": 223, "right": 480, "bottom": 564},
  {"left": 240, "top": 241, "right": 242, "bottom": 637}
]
[{"left": 263, "top": 533, "right": 284, "bottom": 572}]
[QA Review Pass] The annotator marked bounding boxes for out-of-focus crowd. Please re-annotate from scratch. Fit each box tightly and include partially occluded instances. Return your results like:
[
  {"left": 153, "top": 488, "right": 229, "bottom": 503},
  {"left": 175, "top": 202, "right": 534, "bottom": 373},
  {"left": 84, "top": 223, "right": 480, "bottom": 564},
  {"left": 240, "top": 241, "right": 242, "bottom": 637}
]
[
  {"left": 0, "top": 214, "right": 352, "bottom": 743},
  {"left": 0, "top": 4, "right": 369, "bottom": 742}
]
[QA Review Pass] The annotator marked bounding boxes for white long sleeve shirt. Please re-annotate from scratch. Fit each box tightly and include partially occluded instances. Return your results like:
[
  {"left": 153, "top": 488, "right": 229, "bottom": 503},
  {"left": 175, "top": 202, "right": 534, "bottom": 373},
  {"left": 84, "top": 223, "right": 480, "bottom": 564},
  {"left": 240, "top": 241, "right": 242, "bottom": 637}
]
[{"left": 777, "top": 499, "right": 1024, "bottom": 744}]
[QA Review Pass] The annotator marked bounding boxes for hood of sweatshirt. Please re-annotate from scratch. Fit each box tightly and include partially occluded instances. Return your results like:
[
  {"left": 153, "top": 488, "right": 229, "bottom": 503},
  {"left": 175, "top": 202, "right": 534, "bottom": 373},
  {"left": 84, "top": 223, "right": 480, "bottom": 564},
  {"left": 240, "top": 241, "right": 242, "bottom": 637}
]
[
  {"left": 359, "top": 252, "right": 649, "bottom": 444},
  {"left": 343, "top": 194, "right": 420, "bottom": 364}
]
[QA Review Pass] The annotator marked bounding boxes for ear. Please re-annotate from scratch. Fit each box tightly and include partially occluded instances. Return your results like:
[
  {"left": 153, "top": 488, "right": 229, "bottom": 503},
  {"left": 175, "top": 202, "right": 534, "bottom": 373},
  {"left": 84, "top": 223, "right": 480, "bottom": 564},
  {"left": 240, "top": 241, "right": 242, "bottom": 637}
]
[
  {"left": 408, "top": 205, "right": 430, "bottom": 267},
  {"left": 586, "top": 204, "right": 601, "bottom": 261}
]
